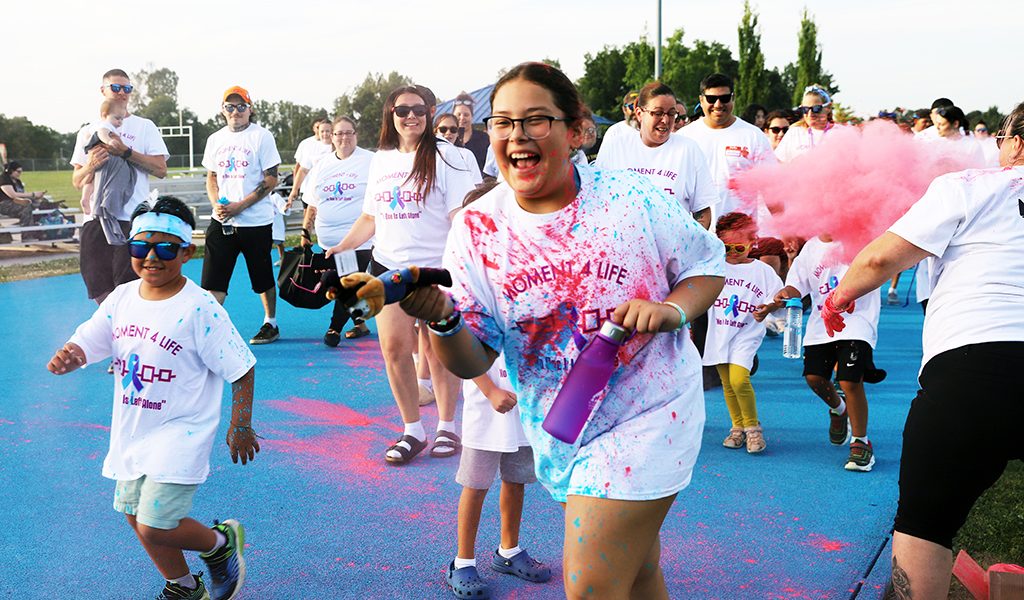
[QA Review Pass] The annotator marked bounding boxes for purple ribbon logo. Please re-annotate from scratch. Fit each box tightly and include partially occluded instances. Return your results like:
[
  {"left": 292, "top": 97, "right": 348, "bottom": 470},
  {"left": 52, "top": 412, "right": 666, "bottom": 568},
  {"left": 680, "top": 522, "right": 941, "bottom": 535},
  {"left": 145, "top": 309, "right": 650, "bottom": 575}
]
[
  {"left": 225, "top": 156, "right": 237, "bottom": 173},
  {"left": 726, "top": 294, "right": 741, "bottom": 318},
  {"left": 389, "top": 186, "right": 405, "bottom": 210},
  {"left": 121, "top": 353, "right": 144, "bottom": 401}
]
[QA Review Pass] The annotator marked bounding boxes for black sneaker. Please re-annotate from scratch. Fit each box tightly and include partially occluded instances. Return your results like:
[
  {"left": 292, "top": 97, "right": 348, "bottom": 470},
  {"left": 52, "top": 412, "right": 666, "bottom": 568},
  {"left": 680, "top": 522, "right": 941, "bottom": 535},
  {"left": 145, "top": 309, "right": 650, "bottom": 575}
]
[
  {"left": 200, "top": 520, "right": 246, "bottom": 600},
  {"left": 249, "top": 323, "right": 279, "bottom": 345},
  {"left": 156, "top": 573, "right": 210, "bottom": 599},
  {"left": 323, "top": 329, "right": 341, "bottom": 347}
]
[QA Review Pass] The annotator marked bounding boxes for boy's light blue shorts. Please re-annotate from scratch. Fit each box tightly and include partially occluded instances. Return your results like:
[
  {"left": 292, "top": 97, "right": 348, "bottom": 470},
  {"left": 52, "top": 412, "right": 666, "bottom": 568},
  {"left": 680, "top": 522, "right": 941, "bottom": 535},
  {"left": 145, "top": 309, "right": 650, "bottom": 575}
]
[{"left": 113, "top": 476, "right": 199, "bottom": 530}]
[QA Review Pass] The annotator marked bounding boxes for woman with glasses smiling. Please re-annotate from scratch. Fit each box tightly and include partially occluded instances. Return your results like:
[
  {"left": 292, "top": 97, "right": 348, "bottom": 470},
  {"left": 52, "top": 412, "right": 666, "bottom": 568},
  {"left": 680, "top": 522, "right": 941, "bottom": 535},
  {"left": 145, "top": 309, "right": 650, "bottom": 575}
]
[
  {"left": 775, "top": 85, "right": 838, "bottom": 162},
  {"left": 327, "top": 86, "right": 476, "bottom": 465},
  {"left": 398, "top": 62, "right": 724, "bottom": 599}
]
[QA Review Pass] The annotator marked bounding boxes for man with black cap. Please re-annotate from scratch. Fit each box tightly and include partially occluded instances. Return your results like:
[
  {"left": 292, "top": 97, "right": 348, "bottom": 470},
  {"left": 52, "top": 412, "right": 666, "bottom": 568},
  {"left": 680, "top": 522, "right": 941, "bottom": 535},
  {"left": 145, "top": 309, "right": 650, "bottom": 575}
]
[{"left": 201, "top": 86, "right": 283, "bottom": 345}]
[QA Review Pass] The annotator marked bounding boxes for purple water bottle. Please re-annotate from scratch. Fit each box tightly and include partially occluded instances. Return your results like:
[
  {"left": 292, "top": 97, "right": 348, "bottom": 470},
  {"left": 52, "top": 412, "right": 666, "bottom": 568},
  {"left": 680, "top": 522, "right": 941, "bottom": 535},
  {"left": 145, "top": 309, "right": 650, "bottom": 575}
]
[{"left": 543, "top": 320, "right": 629, "bottom": 444}]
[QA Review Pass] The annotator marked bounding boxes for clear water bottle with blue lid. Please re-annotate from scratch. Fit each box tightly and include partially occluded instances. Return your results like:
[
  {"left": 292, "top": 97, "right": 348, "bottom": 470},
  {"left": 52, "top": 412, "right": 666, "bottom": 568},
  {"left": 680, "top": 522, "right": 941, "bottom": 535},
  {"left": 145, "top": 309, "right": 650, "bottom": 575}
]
[{"left": 783, "top": 298, "right": 804, "bottom": 359}]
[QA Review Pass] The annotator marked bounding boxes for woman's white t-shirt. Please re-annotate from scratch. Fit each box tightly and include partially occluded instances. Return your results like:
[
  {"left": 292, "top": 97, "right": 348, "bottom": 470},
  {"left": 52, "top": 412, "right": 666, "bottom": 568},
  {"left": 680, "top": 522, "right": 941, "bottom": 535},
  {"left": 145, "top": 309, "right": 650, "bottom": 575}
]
[
  {"left": 775, "top": 124, "right": 839, "bottom": 163},
  {"left": 595, "top": 129, "right": 717, "bottom": 214},
  {"left": 703, "top": 259, "right": 783, "bottom": 370},
  {"left": 68, "top": 279, "right": 257, "bottom": 484},
  {"left": 785, "top": 237, "right": 880, "bottom": 347},
  {"left": 443, "top": 166, "right": 725, "bottom": 502},
  {"left": 304, "top": 148, "right": 374, "bottom": 249},
  {"left": 889, "top": 166, "right": 1024, "bottom": 370},
  {"left": 201, "top": 123, "right": 282, "bottom": 227},
  {"left": 461, "top": 353, "right": 530, "bottom": 452},
  {"left": 363, "top": 144, "right": 476, "bottom": 268}
]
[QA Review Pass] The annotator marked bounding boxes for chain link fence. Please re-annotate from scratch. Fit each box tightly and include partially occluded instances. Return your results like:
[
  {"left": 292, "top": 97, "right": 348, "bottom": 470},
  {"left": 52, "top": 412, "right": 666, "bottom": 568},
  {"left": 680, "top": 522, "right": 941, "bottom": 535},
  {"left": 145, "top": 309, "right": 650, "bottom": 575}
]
[{"left": 18, "top": 152, "right": 298, "bottom": 172}]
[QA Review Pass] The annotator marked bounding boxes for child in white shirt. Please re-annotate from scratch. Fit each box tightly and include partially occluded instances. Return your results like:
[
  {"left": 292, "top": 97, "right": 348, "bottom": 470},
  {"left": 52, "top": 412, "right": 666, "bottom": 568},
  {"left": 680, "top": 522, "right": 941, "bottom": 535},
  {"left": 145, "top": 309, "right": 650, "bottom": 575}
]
[{"left": 46, "top": 196, "right": 259, "bottom": 600}]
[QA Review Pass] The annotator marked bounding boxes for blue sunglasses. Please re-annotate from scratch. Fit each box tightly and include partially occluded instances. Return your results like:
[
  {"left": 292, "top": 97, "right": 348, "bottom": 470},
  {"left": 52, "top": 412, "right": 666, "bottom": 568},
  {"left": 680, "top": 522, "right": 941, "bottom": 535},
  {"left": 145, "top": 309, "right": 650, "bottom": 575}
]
[
  {"left": 105, "top": 83, "right": 134, "bottom": 94},
  {"left": 129, "top": 240, "right": 188, "bottom": 260}
]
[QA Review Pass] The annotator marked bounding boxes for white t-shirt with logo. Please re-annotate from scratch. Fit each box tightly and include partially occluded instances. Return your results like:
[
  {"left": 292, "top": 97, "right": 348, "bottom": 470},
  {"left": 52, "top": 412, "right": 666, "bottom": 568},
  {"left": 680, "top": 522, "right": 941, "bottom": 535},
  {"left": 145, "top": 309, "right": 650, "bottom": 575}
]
[
  {"left": 201, "top": 124, "right": 282, "bottom": 227},
  {"left": 774, "top": 124, "right": 840, "bottom": 163},
  {"left": 304, "top": 148, "right": 374, "bottom": 249},
  {"left": 702, "top": 259, "right": 784, "bottom": 370},
  {"left": 443, "top": 165, "right": 725, "bottom": 502},
  {"left": 889, "top": 166, "right": 1024, "bottom": 370},
  {"left": 71, "top": 114, "right": 170, "bottom": 221},
  {"left": 462, "top": 354, "right": 530, "bottom": 452},
  {"left": 362, "top": 145, "right": 476, "bottom": 268},
  {"left": 595, "top": 129, "right": 717, "bottom": 214},
  {"left": 297, "top": 137, "right": 333, "bottom": 171},
  {"left": 679, "top": 118, "right": 777, "bottom": 216},
  {"left": 784, "top": 236, "right": 880, "bottom": 348},
  {"left": 68, "top": 279, "right": 257, "bottom": 484}
]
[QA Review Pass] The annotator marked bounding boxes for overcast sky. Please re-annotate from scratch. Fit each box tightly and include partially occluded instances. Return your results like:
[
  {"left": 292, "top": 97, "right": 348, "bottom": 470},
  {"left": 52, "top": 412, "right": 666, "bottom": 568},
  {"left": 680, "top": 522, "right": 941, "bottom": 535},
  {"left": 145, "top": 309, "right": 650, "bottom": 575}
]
[{"left": 6, "top": 0, "right": 1019, "bottom": 134}]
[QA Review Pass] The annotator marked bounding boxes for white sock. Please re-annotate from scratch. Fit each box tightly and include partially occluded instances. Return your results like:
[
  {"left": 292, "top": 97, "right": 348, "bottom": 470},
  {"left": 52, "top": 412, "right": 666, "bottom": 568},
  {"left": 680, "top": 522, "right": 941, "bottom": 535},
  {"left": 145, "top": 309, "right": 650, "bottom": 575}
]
[
  {"left": 454, "top": 557, "right": 476, "bottom": 569},
  {"left": 169, "top": 574, "right": 196, "bottom": 590},
  {"left": 418, "top": 378, "right": 433, "bottom": 392},
  {"left": 404, "top": 421, "right": 426, "bottom": 441},
  {"left": 208, "top": 529, "right": 227, "bottom": 553},
  {"left": 264, "top": 317, "right": 278, "bottom": 328},
  {"left": 852, "top": 435, "right": 870, "bottom": 445},
  {"left": 437, "top": 420, "right": 455, "bottom": 434},
  {"left": 829, "top": 399, "right": 847, "bottom": 415},
  {"left": 498, "top": 545, "right": 523, "bottom": 559}
]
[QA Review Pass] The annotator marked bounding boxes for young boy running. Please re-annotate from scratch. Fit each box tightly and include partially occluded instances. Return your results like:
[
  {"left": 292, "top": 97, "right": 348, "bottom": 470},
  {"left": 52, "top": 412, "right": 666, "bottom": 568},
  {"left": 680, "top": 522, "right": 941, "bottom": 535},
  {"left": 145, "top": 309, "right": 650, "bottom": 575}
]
[{"left": 47, "top": 196, "right": 260, "bottom": 600}]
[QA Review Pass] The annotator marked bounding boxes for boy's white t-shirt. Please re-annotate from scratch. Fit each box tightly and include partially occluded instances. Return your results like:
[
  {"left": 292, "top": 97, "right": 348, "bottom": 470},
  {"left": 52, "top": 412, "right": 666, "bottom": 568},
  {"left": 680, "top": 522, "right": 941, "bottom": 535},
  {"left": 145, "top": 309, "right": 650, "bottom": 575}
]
[
  {"left": 595, "top": 129, "right": 717, "bottom": 214},
  {"left": 70, "top": 114, "right": 170, "bottom": 221},
  {"left": 702, "top": 259, "right": 784, "bottom": 370},
  {"left": 784, "top": 237, "right": 880, "bottom": 347},
  {"left": 888, "top": 166, "right": 1024, "bottom": 370},
  {"left": 304, "top": 148, "right": 374, "bottom": 249},
  {"left": 444, "top": 166, "right": 725, "bottom": 502},
  {"left": 201, "top": 123, "right": 282, "bottom": 227},
  {"left": 362, "top": 145, "right": 476, "bottom": 268},
  {"left": 68, "top": 279, "right": 257, "bottom": 484},
  {"left": 461, "top": 353, "right": 530, "bottom": 452},
  {"left": 678, "top": 118, "right": 778, "bottom": 216}
]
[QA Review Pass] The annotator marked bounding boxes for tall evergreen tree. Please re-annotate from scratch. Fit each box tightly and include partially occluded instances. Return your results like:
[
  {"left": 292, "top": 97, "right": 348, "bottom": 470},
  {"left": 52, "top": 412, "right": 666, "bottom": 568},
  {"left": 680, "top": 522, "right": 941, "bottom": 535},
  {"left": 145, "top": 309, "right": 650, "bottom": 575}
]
[
  {"left": 792, "top": 9, "right": 838, "bottom": 105},
  {"left": 736, "top": 1, "right": 767, "bottom": 111}
]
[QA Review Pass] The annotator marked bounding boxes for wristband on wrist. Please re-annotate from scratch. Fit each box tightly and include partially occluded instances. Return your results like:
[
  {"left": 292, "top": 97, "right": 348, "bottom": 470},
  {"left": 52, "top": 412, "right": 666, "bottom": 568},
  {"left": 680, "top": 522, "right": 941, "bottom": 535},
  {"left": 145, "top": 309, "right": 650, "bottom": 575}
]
[
  {"left": 427, "top": 305, "right": 463, "bottom": 337},
  {"left": 662, "top": 301, "right": 687, "bottom": 331},
  {"left": 123, "top": 148, "right": 133, "bottom": 161},
  {"left": 301, "top": 228, "right": 311, "bottom": 239}
]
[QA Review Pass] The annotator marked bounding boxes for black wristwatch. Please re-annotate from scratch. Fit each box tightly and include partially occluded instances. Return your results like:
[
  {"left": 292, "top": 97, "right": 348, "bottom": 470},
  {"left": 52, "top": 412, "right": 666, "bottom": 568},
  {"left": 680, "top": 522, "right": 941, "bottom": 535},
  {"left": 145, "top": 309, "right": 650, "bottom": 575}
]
[{"left": 123, "top": 148, "right": 133, "bottom": 161}]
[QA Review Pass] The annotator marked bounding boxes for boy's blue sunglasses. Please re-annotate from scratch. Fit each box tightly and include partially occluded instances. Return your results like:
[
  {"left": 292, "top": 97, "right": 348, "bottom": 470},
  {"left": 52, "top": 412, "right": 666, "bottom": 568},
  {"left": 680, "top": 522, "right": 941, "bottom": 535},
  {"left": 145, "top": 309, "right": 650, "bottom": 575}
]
[{"left": 129, "top": 240, "right": 188, "bottom": 260}]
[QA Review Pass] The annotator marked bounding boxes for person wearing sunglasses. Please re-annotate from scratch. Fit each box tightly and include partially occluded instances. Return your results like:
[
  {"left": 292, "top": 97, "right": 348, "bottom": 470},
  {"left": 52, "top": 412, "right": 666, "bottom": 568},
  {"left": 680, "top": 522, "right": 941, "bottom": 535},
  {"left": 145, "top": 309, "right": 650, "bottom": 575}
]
[
  {"left": 47, "top": 196, "right": 259, "bottom": 600},
  {"left": 201, "top": 85, "right": 284, "bottom": 346},
  {"left": 774, "top": 85, "right": 837, "bottom": 162},
  {"left": 595, "top": 81, "right": 717, "bottom": 229},
  {"left": 435, "top": 112, "right": 483, "bottom": 184},
  {"left": 973, "top": 119, "right": 1000, "bottom": 166},
  {"left": 818, "top": 101, "right": 1024, "bottom": 600},
  {"left": 452, "top": 93, "right": 490, "bottom": 171},
  {"left": 672, "top": 101, "right": 688, "bottom": 132},
  {"left": 680, "top": 73, "right": 778, "bottom": 221},
  {"left": 286, "top": 118, "right": 333, "bottom": 211},
  {"left": 599, "top": 90, "right": 641, "bottom": 149},
  {"left": 326, "top": 85, "right": 476, "bottom": 465},
  {"left": 399, "top": 62, "right": 724, "bottom": 599},
  {"left": 301, "top": 115, "right": 376, "bottom": 346},
  {"left": 761, "top": 110, "right": 793, "bottom": 151},
  {"left": 70, "top": 68, "right": 169, "bottom": 306}
]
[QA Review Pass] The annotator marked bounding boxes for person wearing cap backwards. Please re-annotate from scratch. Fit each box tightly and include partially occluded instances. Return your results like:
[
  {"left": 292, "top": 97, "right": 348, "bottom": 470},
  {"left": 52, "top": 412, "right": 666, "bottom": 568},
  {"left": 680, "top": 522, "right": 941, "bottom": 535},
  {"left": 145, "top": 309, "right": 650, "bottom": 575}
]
[
  {"left": 201, "top": 86, "right": 284, "bottom": 345},
  {"left": 47, "top": 196, "right": 258, "bottom": 600},
  {"left": 71, "top": 68, "right": 170, "bottom": 305}
]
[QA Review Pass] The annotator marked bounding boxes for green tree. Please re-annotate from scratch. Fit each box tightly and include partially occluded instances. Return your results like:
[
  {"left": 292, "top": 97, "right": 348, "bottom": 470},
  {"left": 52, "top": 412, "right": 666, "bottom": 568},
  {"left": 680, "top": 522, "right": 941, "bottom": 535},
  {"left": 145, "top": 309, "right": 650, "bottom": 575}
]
[
  {"left": 0, "top": 114, "right": 65, "bottom": 160},
  {"left": 622, "top": 37, "right": 655, "bottom": 93},
  {"left": 792, "top": 9, "right": 838, "bottom": 105},
  {"left": 333, "top": 71, "right": 413, "bottom": 146},
  {"left": 576, "top": 46, "right": 629, "bottom": 121},
  {"left": 249, "top": 101, "right": 327, "bottom": 154},
  {"left": 762, "top": 65, "right": 795, "bottom": 110},
  {"left": 736, "top": 1, "right": 767, "bottom": 111},
  {"left": 541, "top": 57, "right": 562, "bottom": 70},
  {"left": 660, "top": 32, "right": 739, "bottom": 111},
  {"left": 129, "top": 65, "right": 181, "bottom": 113},
  {"left": 966, "top": 106, "right": 1007, "bottom": 131}
]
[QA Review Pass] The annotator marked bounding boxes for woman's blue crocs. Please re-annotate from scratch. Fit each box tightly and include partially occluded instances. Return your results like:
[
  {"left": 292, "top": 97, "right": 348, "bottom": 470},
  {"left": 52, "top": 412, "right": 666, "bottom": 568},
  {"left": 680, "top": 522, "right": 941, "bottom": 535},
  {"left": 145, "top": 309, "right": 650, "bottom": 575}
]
[
  {"left": 491, "top": 549, "right": 552, "bottom": 583},
  {"left": 445, "top": 561, "right": 491, "bottom": 599}
]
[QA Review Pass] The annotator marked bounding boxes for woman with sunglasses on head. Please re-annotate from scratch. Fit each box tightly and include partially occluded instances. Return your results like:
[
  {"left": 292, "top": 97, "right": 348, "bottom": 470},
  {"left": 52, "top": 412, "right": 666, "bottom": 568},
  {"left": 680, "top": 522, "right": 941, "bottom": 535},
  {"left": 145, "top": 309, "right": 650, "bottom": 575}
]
[
  {"left": 301, "top": 116, "right": 375, "bottom": 345},
  {"left": 774, "top": 85, "right": 838, "bottom": 162},
  {"left": 595, "top": 81, "right": 718, "bottom": 229},
  {"left": 326, "top": 86, "right": 476, "bottom": 465},
  {"left": 399, "top": 62, "right": 724, "bottom": 599},
  {"left": 819, "top": 102, "right": 1024, "bottom": 600}
]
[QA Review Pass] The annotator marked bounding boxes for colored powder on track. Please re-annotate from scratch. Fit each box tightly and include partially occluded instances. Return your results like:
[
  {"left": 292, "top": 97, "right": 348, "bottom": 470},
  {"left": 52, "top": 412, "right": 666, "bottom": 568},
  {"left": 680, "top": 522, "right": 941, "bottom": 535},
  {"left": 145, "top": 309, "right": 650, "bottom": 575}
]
[{"left": 805, "top": 533, "right": 850, "bottom": 553}]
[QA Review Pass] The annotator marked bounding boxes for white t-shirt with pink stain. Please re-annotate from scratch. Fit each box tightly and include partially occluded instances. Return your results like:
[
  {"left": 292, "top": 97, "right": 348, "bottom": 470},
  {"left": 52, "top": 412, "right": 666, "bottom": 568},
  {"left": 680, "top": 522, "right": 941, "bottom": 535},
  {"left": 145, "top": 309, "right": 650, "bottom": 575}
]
[{"left": 444, "top": 165, "right": 725, "bottom": 502}]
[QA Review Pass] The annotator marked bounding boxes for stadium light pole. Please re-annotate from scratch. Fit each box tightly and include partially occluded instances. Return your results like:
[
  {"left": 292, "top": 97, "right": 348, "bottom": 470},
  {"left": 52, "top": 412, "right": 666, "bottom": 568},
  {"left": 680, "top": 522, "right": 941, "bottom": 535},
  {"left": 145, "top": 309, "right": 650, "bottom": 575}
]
[{"left": 654, "top": 0, "right": 662, "bottom": 80}]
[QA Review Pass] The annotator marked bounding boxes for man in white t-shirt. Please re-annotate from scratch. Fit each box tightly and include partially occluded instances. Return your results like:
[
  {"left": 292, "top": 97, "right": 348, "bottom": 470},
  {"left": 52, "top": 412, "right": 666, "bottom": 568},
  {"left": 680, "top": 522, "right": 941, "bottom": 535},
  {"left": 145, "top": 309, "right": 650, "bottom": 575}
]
[
  {"left": 71, "top": 68, "right": 169, "bottom": 305},
  {"left": 201, "top": 86, "right": 283, "bottom": 345},
  {"left": 679, "top": 73, "right": 778, "bottom": 220},
  {"left": 286, "top": 118, "right": 331, "bottom": 209}
]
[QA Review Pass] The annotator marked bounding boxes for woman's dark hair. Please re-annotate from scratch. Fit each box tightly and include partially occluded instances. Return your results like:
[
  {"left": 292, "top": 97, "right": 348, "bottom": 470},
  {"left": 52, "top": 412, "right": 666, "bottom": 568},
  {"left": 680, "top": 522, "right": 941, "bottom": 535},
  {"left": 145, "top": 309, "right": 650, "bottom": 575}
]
[
  {"left": 462, "top": 180, "right": 499, "bottom": 208},
  {"left": 699, "top": 73, "right": 733, "bottom": 95},
  {"left": 1002, "top": 101, "right": 1024, "bottom": 139},
  {"left": 131, "top": 195, "right": 197, "bottom": 230},
  {"left": 638, "top": 81, "right": 676, "bottom": 108},
  {"left": 434, "top": 112, "right": 457, "bottom": 128},
  {"left": 715, "top": 211, "right": 756, "bottom": 235},
  {"left": 741, "top": 103, "right": 767, "bottom": 124},
  {"left": 332, "top": 115, "right": 357, "bottom": 130},
  {"left": 934, "top": 104, "right": 968, "bottom": 131},
  {"left": 4, "top": 161, "right": 23, "bottom": 175},
  {"left": 491, "top": 62, "right": 585, "bottom": 128},
  {"left": 763, "top": 109, "right": 794, "bottom": 128},
  {"left": 379, "top": 86, "right": 441, "bottom": 196}
]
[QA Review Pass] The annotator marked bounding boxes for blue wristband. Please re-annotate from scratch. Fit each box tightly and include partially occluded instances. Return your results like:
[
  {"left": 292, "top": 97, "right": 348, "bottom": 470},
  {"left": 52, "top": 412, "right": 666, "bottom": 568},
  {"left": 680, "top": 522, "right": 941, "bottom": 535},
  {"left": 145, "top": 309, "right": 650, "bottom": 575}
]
[{"left": 662, "top": 301, "right": 687, "bottom": 331}]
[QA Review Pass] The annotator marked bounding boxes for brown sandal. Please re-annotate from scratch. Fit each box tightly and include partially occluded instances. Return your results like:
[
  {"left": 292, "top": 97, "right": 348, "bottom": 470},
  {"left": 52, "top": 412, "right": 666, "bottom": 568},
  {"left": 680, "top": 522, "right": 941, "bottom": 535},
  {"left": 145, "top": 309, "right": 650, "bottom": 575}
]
[{"left": 385, "top": 435, "right": 428, "bottom": 465}]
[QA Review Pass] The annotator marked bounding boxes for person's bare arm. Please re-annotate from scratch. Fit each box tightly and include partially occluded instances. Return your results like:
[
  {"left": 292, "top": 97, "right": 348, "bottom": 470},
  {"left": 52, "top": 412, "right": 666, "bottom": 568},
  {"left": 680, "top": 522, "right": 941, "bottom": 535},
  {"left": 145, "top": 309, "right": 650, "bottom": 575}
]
[
  {"left": 301, "top": 205, "right": 317, "bottom": 248},
  {"left": 72, "top": 146, "right": 109, "bottom": 190},
  {"left": 108, "top": 144, "right": 167, "bottom": 178},
  {"left": 225, "top": 367, "right": 260, "bottom": 465},
  {"left": 287, "top": 165, "right": 309, "bottom": 208},
  {"left": 325, "top": 213, "right": 375, "bottom": 256},
  {"left": 613, "top": 274, "right": 724, "bottom": 333},
  {"left": 399, "top": 288, "right": 499, "bottom": 379},
  {"left": 217, "top": 166, "right": 279, "bottom": 220},
  {"left": 692, "top": 207, "right": 712, "bottom": 230},
  {"left": 830, "top": 232, "right": 932, "bottom": 308}
]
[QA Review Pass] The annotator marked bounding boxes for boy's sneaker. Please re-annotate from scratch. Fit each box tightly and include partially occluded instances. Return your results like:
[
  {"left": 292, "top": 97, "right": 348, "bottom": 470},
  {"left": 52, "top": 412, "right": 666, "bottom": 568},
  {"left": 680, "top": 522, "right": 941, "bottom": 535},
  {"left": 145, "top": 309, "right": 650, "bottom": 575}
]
[
  {"left": 249, "top": 323, "right": 279, "bottom": 345},
  {"left": 829, "top": 409, "right": 850, "bottom": 445},
  {"left": 200, "top": 520, "right": 246, "bottom": 600},
  {"left": 845, "top": 439, "right": 876, "bottom": 472},
  {"left": 157, "top": 573, "right": 210, "bottom": 600}
]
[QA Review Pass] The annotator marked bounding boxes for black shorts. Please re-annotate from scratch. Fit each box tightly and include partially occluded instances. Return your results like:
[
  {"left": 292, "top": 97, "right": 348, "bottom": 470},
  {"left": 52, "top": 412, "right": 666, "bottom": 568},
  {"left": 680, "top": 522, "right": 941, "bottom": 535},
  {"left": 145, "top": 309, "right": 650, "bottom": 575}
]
[
  {"left": 802, "top": 340, "right": 874, "bottom": 382},
  {"left": 200, "top": 221, "right": 275, "bottom": 294},
  {"left": 368, "top": 256, "right": 391, "bottom": 277},
  {"left": 894, "top": 342, "right": 1024, "bottom": 549},
  {"left": 79, "top": 219, "right": 138, "bottom": 300}
]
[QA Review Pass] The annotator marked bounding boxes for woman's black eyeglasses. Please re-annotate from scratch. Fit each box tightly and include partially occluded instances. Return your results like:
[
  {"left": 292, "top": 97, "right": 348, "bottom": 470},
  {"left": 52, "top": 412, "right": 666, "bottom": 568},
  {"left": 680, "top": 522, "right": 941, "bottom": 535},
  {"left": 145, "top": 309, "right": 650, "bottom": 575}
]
[
  {"left": 798, "top": 105, "right": 827, "bottom": 115},
  {"left": 702, "top": 93, "right": 734, "bottom": 105},
  {"left": 484, "top": 115, "right": 568, "bottom": 141},
  {"left": 393, "top": 105, "right": 428, "bottom": 118},
  {"left": 768, "top": 126, "right": 790, "bottom": 134},
  {"left": 129, "top": 241, "right": 189, "bottom": 260}
]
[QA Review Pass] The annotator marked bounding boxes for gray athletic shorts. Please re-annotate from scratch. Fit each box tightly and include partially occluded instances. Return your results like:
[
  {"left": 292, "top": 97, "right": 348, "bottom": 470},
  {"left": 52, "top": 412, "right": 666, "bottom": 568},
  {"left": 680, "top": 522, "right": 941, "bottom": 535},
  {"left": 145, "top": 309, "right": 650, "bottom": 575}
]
[{"left": 455, "top": 446, "right": 537, "bottom": 490}]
